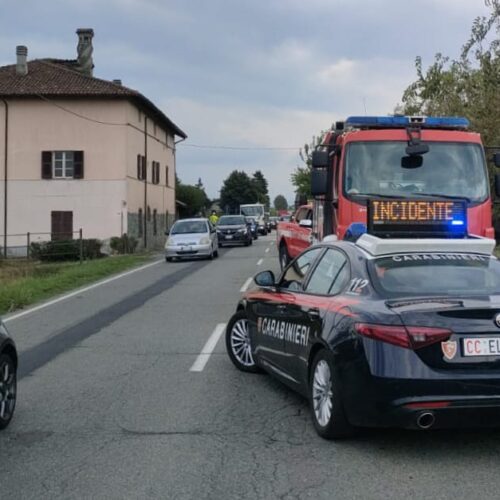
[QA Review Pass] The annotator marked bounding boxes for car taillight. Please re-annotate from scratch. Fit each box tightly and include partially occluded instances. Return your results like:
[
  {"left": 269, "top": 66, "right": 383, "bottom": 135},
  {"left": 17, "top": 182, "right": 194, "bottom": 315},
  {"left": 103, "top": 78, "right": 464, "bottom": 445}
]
[{"left": 355, "top": 323, "right": 451, "bottom": 350}]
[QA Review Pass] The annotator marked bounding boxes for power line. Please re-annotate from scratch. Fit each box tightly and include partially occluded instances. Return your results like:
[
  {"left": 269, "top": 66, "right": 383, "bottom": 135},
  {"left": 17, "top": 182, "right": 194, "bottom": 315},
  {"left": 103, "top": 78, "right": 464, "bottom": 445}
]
[
  {"left": 179, "top": 143, "right": 299, "bottom": 151},
  {"left": 34, "top": 94, "right": 174, "bottom": 150}
]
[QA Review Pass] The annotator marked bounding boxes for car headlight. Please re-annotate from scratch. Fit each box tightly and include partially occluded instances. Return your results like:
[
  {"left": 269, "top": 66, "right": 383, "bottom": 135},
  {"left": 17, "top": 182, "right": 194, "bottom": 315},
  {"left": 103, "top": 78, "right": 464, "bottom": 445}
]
[
  {"left": 216, "top": 229, "right": 221, "bottom": 234},
  {"left": 199, "top": 237, "right": 210, "bottom": 245},
  {"left": 238, "top": 228, "right": 247, "bottom": 233},
  {"left": 166, "top": 237, "right": 175, "bottom": 247}
]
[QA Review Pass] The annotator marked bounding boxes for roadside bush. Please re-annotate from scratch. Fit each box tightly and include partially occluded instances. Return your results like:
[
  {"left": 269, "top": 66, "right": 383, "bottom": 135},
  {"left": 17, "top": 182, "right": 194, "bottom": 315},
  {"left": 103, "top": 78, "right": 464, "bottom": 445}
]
[
  {"left": 30, "top": 239, "right": 104, "bottom": 262},
  {"left": 110, "top": 234, "right": 138, "bottom": 254}
]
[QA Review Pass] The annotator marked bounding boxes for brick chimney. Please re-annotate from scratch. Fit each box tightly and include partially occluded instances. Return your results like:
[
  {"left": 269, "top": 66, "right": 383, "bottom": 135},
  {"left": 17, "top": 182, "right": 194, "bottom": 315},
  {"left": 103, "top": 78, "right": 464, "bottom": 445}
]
[
  {"left": 16, "top": 45, "right": 28, "bottom": 76},
  {"left": 76, "top": 28, "right": 94, "bottom": 77}
]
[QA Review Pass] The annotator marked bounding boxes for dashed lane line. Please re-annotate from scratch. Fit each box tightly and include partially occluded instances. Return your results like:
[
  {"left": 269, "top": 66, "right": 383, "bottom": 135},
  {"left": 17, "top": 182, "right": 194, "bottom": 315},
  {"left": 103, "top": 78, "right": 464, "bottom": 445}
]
[
  {"left": 190, "top": 323, "right": 227, "bottom": 372},
  {"left": 265, "top": 248, "right": 270, "bottom": 253},
  {"left": 257, "top": 258, "right": 263, "bottom": 266},
  {"left": 240, "top": 277, "right": 253, "bottom": 293}
]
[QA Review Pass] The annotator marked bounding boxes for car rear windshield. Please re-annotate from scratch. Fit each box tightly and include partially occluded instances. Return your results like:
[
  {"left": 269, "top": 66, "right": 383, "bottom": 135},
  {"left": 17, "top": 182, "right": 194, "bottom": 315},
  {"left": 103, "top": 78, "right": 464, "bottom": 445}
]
[
  {"left": 368, "top": 254, "right": 500, "bottom": 297},
  {"left": 218, "top": 216, "right": 245, "bottom": 225},
  {"left": 171, "top": 221, "right": 207, "bottom": 234}
]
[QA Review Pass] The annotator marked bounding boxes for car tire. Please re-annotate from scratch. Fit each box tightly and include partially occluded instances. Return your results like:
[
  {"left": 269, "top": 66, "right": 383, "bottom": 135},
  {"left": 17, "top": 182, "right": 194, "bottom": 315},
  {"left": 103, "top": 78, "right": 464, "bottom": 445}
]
[
  {"left": 249, "top": 238, "right": 253, "bottom": 246},
  {"left": 225, "top": 311, "right": 260, "bottom": 373},
  {"left": 279, "top": 242, "right": 290, "bottom": 270},
  {"left": 0, "top": 353, "right": 17, "bottom": 430},
  {"left": 166, "top": 257, "right": 173, "bottom": 262},
  {"left": 214, "top": 249, "right": 219, "bottom": 258},
  {"left": 309, "top": 350, "right": 354, "bottom": 439}
]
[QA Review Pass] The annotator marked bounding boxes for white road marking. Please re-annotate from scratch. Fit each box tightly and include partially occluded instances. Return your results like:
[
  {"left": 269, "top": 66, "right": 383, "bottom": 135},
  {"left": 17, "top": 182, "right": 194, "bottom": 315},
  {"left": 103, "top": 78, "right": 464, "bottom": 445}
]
[
  {"left": 240, "top": 277, "right": 253, "bottom": 293},
  {"left": 265, "top": 248, "right": 270, "bottom": 253},
  {"left": 257, "top": 258, "right": 263, "bottom": 266},
  {"left": 190, "top": 323, "right": 227, "bottom": 372},
  {"left": 4, "top": 259, "right": 163, "bottom": 323}
]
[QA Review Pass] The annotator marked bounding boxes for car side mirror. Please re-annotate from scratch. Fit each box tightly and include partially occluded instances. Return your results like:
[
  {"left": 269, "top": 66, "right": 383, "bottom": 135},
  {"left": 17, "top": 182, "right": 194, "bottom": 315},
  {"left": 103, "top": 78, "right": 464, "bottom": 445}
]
[
  {"left": 312, "top": 150, "right": 329, "bottom": 168},
  {"left": 493, "top": 153, "right": 500, "bottom": 168},
  {"left": 254, "top": 270, "right": 276, "bottom": 288},
  {"left": 299, "top": 219, "right": 312, "bottom": 229}
]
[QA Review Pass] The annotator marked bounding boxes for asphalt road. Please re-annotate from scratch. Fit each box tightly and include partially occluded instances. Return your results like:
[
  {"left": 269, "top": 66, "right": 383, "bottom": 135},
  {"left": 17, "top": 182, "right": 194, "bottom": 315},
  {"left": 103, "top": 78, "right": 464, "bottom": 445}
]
[{"left": 2, "top": 234, "right": 500, "bottom": 499}]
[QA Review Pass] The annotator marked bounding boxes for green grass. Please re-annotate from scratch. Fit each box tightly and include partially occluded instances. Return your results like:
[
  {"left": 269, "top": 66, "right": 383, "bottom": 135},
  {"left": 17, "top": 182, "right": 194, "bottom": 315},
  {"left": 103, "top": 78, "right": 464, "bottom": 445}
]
[{"left": 0, "top": 255, "right": 152, "bottom": 315}]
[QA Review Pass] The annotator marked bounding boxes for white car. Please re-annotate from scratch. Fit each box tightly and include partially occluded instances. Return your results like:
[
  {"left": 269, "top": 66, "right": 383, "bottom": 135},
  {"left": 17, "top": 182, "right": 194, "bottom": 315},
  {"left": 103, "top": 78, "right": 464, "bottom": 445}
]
[{"left": 165, "top": 218, "right": 218, "bottom": 262}]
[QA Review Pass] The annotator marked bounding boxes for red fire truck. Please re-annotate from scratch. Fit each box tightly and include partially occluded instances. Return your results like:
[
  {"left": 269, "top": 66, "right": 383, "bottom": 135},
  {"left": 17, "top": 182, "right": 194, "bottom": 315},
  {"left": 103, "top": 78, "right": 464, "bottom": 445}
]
[{"left": 277, "top": 115, "right": 500, "bottom": 268}]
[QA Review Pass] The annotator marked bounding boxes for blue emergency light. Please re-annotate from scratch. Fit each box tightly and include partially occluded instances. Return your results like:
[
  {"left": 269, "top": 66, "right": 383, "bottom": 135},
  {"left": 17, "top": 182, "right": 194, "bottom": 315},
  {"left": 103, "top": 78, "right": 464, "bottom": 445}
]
[{"left": 345, "top": 116, "right": 470, "bottom": 130}]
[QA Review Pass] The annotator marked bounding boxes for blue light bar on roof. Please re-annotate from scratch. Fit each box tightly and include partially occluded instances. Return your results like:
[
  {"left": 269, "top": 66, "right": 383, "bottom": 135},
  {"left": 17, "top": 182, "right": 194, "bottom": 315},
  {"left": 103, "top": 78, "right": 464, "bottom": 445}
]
[{"left": 345, "top": 116, "right": 470, "bottom": 130}]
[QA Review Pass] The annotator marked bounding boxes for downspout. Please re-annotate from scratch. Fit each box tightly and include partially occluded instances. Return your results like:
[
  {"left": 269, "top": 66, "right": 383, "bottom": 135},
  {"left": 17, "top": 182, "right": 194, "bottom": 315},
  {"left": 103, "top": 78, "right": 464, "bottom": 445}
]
[
  {"left": 1, "top": 98, "right": 8, "bottom": 258},
  {"left": 174, "top": 136, "right": 186, "bottom": 219},
  {"left": 144, "top": 116, "right": 148, "bottom": 249}
]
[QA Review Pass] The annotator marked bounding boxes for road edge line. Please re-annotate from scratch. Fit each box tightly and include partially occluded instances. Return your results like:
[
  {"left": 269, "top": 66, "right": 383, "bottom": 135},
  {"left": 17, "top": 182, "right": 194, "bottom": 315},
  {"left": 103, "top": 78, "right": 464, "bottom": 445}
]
[
  {"left": 4, "top": 259, "right": 163, "bottom": 323},
  {"left": 240, "top": 277, "right": 253, "bottom": 293}
]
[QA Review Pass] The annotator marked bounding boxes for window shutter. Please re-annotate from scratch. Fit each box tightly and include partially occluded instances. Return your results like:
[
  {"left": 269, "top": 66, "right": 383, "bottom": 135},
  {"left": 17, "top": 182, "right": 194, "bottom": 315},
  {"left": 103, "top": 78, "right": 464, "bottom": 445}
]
[
  {"left": 42, "top": 151, "right": 52, "bottom": 179},
  {"left": 137, "top": 154, "right": 141, "bottom": 179},
  {"left": 73, "top": 151, "right": 84, "bottom": 179},
  {"left": 142, "top": 156, "right": 146, "bottom": 181}
]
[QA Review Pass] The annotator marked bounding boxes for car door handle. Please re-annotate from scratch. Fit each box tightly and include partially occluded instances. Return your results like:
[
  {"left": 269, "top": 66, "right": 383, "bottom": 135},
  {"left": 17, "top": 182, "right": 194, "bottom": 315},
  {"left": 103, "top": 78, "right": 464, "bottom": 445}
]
[
  {"left": 306, "top": 308, "right": 320, "bottom": 319},
  {"left": 276, "top": 304, "right": 287, "bottom": 311}
]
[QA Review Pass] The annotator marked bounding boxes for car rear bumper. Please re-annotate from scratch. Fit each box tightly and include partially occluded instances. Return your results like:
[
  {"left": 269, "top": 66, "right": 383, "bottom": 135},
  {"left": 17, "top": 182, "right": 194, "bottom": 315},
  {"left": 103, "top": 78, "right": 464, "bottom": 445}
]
[{"left": 342, "top": 371, "right": 500, "bottom": 429}]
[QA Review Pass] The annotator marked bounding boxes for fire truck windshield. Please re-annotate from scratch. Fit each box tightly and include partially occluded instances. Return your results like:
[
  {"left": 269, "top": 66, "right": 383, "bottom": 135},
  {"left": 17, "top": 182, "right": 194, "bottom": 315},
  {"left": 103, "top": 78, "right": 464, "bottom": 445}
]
[{"left": 344, "top": 142, "right": 488, "bottom": 204}]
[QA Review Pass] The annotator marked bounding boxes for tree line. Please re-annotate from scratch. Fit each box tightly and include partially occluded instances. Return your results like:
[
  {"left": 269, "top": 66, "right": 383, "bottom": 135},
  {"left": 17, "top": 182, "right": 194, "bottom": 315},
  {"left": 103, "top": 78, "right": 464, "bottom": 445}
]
[{"left": 176, "top": 170, "right": 289, "bottom": 217}]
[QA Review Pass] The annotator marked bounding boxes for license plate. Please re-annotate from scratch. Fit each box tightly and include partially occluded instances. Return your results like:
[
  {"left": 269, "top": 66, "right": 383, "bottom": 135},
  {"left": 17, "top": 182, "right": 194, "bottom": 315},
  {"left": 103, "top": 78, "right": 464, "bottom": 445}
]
[
  {"left": 225, "top": 235, "right": 233, "bottom": 240},
  {"left": 463, "top": 337, "right": 500, "bottom": 357},
  {"left": 180, "top": 246, "right": 192, "bottom": 252}
]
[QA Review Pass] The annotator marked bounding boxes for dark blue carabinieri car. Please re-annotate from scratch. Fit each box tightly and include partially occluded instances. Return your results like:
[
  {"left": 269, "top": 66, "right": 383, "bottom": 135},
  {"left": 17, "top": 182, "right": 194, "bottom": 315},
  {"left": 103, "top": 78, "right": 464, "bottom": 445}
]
[{"left": 225, "top": 232, "right": 500, "bottom": 439}]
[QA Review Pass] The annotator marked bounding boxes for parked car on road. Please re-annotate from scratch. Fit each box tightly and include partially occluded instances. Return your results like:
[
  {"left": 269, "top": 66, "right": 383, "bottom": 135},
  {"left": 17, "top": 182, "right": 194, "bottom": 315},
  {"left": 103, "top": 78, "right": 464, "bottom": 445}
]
[
  {"left": 217, "top": 215, "right": 253, "bottom": 247},
  {"left": 225, "top": 232, "right": 500, "bottom": 439},
  {"left": 0, "top": 319, "right": 17, "bottom": 430},
  {"left": 165, "top": 218, "right": 218, "bottom": 262}
]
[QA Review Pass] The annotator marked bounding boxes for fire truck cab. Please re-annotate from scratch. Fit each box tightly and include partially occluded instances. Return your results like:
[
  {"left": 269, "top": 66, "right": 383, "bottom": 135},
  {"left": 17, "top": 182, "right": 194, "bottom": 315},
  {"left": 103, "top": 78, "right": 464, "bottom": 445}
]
[{"left": 311, "top": 116, "right": 496, "bottom": 242}]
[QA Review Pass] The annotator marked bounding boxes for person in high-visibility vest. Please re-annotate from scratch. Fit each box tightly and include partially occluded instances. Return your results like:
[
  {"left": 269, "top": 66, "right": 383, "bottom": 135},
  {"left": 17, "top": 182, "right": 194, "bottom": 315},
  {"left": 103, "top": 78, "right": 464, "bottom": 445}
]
[{"left": 209, "top": 210, "right": 219, "bottom": 225}]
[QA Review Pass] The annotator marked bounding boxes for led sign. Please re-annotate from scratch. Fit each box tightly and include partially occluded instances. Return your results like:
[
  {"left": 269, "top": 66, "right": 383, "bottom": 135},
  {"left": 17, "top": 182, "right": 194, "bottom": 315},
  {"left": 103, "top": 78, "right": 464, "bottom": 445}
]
[{"left": 367, "top": 199, "right": 467, "bottom": 237}]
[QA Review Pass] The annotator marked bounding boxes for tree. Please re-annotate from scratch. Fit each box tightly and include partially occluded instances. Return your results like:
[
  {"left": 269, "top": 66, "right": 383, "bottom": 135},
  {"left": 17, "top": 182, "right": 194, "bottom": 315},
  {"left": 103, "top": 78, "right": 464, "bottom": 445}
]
[
  {"left": 400, "top": 0, "right": 500, "bottom": 148},
  {"left": 252, "top": 170, "right": 270, "bottom": 208},
  {"left": 220, "top": 170, "right": 258, "bottom": 213},
  {"left": 400, "top": 0, "right": 500, "bottom": 216},
  {"left": 274, "top": 194, "right": 288, "bottom": 211},
  {"left": 291, "top": 133, "right": 326, "bottom": 197},
  {"left": 176, "top": 176, "right": 210, "bottom": 217}
]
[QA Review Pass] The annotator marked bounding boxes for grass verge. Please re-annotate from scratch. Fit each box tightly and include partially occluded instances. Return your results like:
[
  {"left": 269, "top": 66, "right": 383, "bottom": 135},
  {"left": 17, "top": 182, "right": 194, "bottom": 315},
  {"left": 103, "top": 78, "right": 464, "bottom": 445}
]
[{"left": 0, "top": 255, "right": 152, "bottom": 315}]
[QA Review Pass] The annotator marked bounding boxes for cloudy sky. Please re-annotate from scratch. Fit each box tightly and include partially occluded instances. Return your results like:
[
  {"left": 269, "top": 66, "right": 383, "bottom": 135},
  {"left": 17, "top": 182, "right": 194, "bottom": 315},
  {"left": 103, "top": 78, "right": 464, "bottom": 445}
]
[{"left": 0, "top": 0, "right": 491, "bottom": 204}]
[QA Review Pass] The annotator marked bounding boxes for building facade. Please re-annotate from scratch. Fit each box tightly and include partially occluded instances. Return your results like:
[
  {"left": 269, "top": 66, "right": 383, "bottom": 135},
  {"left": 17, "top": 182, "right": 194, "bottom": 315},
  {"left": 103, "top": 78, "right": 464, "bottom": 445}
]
[{"left": 0, "top": 29, "right": 186, "bottom": 253}]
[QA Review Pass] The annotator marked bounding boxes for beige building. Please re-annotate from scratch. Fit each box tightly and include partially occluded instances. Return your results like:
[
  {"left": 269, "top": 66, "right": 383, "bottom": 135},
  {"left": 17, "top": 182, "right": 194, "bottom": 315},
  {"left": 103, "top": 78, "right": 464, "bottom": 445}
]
[{"left": 0, "top": 29, "right": 186, "bottom": 253}]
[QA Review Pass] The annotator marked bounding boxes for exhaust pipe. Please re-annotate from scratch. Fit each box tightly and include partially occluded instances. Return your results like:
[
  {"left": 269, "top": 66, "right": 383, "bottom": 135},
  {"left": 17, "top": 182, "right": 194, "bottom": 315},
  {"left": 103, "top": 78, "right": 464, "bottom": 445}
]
[{"left": 416, "top": 412, "right": 435, "bottom": 429}]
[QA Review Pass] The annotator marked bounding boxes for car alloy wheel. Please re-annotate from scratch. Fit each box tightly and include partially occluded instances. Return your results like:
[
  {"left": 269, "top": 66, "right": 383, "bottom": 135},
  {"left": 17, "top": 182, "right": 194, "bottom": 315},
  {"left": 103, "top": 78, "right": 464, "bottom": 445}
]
[
  {"left": 0, "top": 354, "right": 16, "bottom": 429},
  {"left": 309, "top": 350, "right": 354, "bottom": 439},
  {"left": 312, "top": 360, "right": 333, "bottom": 427},
  {"left": 225, "top": 311, "right": 260, "bottom": 373}
]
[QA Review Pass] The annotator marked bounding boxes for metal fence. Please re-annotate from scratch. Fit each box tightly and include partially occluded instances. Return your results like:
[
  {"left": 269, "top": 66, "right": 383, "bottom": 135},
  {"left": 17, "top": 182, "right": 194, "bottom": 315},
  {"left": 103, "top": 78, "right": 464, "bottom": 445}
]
[{"left": 0, "top": 230, "right": 85, "bottom": 262}]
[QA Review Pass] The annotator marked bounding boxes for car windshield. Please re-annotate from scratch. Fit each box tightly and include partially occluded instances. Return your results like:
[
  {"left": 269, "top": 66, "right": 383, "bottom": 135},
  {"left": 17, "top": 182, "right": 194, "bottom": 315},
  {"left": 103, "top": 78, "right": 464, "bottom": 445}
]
[
  {"left": 218, "top": 216, "right": 245, "bottom": 225},
  {"left": 344, "top": 142, "right": 488, "bottom": 204},
  {"left": 369, "top": 254, "right": 500, "bottom": 297},
  {"left": 171, "top": 220, "right": 207, "bottom": 234},
  {"left": 240, "top": 206, "right": 264, "bottom": 217}
]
